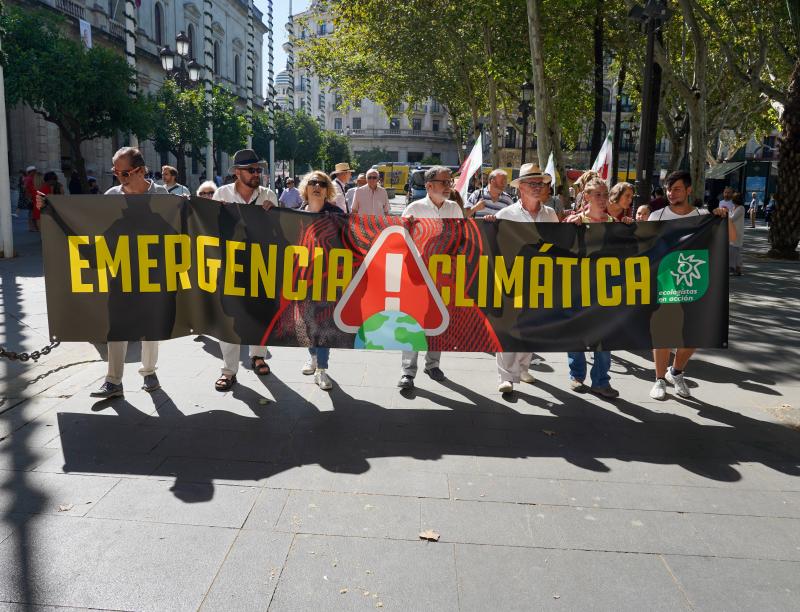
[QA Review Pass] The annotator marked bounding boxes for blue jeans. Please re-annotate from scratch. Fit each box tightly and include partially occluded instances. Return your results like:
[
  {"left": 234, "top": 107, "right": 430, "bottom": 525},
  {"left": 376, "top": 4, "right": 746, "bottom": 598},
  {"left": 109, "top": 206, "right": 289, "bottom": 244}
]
[
  {"left": 309, "top": 347, "right": 329, "bottom": 369},
  {"left": 567, "top": 351, "right": 611, "bottom": 388}
]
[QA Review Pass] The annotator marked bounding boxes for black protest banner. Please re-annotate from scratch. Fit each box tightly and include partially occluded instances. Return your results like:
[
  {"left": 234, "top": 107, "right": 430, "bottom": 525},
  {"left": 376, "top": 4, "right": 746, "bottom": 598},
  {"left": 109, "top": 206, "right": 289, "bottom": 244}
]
[{"left": 41, "top": 195, "right": 729, "bottom": 352}]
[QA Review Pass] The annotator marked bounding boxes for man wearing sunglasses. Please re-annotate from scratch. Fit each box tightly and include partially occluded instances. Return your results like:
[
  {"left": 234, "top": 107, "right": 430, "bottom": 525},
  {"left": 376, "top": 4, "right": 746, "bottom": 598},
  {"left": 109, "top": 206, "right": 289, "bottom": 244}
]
[
  {"left": 92, "top": 147, "right": 170, "bottom": 398},
  {"left": 397, "top": 166, "right": 464, "bottom": 390},
  {"left": 211, "top": 149, "right": 279, "bottom": 391}
]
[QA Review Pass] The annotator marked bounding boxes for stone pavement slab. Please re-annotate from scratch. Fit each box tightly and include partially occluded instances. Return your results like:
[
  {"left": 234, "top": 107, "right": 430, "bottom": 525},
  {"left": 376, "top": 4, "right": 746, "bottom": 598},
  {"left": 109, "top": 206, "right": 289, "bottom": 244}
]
[
  {"left": 269, "top": 534, "right": 459, "bottom": 611},
  {"left": 456, "top": 545, "right": 691, "bottom": 612},
  {"left": 0, "top": 515, "right": 237, "bottom": 611}
]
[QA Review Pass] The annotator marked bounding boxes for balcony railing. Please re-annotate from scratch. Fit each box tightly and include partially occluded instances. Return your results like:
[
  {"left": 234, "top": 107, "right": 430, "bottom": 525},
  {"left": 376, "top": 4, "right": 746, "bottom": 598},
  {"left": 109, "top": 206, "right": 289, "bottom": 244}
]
[
  {"left": 108, "top": 19, "right": 125, "bottom": 40},
  {"left": 55, "top": 0, "right": 85, "bottom": 20},
  {"left": 335, "top": 128, "right": 451, "bottom": 140}
]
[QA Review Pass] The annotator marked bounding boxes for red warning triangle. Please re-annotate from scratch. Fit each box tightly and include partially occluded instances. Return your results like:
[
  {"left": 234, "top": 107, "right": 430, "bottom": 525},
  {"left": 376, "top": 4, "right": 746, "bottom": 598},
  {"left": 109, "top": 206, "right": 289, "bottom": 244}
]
[{"left": 334, "top": 226, "right": 449, "bottom": 335}]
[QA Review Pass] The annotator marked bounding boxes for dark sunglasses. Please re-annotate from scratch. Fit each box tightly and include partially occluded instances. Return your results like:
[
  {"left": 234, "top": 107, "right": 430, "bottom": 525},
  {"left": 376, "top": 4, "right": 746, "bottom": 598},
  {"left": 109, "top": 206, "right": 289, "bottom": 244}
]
[
  {"left": 198, "top": 190, "right": 215, "bottom": 196},
  {"left": 241, "top": 167, "right": 263, "bottom": 174},
  {"left": 308, "top": 179, "right": 328, "bottom": 187}
]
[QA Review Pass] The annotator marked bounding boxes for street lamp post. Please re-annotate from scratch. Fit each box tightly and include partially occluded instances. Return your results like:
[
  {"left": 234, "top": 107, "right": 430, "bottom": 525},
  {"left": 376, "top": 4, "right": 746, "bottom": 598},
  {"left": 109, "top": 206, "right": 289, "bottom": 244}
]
[
  {"left": 628, "top": 0, "right": 671, "bottom": 207},
  {"left": 518, "top": 80, "right": 534, "bottom": 165},
  {"left": 624, "top": 122, "right": 639, "bottom": 183},
  {"left": 159, "top": 33, "right": 202, "bottom": 89}
]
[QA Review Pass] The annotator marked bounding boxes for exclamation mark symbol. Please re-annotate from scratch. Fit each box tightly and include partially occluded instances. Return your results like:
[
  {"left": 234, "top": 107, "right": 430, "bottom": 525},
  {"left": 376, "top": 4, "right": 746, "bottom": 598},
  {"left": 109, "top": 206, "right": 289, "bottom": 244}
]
[{"left": 384, "top": 253, "right": 403, "bottom": 311}]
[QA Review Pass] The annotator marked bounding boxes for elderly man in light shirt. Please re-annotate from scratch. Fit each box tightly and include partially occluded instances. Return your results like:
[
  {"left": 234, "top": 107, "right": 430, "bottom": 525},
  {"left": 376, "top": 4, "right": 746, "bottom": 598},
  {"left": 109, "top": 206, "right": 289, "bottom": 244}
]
[
  {"left": 346, "top": 173, "right": 367, "bottom": 211},
  {"left": 484, "top": 163, "right": 558, "bottom": 393},
  {"left": 397, "top": 165, "right": 464, "bottom": 390},
  {"left": 351, "top": 168, "right": 390, "bottom": 216},
  {"left": 212, "top": 149, "right": 278, "bottom": 392}
]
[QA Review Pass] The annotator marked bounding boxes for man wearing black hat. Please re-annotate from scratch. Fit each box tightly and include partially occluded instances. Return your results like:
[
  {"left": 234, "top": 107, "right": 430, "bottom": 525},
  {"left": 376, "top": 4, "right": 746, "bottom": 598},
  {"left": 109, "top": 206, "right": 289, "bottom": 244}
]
[{"left": 212, "top": 149, "right": 279, "bottom": 391}]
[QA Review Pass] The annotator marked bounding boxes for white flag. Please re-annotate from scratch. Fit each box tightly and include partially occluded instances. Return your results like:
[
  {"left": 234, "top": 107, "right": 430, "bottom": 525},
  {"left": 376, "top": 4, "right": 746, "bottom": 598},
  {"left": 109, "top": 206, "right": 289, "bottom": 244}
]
[
  {"left": 544, "top": 152, "right": 556, "bottom": 184},
  {"left": 454, "top": 134, "right": 483, "bottom": 205},
  {"left": 591, "top": 133, "right": 613, "bottom": 182}
]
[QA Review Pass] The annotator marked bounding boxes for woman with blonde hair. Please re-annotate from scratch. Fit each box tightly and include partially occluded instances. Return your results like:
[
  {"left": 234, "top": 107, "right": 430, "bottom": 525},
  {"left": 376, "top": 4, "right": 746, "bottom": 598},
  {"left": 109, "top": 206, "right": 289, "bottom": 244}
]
[
  {"left": 572, "top": 170, "right": 599, "bottom": 212},
  {"left": 296, "top": 170, "right": 344, "bottom": 390}
]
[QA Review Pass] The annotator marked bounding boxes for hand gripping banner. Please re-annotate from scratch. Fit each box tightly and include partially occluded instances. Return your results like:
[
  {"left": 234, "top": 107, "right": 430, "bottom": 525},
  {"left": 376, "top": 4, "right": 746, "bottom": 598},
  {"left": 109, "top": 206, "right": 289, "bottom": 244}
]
[{"left": 40, "top": 195, "right": 729, "bottom": 351}]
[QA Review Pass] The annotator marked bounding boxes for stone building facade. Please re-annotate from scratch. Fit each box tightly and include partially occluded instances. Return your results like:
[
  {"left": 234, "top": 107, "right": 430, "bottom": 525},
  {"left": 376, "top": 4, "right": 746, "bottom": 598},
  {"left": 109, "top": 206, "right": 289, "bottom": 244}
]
[{"left": 6, "top": 0, "right": 267, "bottom": 191}]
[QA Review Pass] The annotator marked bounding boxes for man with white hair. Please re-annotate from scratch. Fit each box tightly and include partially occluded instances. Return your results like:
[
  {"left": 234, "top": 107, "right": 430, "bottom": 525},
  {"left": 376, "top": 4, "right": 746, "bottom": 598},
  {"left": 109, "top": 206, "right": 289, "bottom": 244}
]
[
  {"left": 464, "top": 168, "right": 513, "bottom": 217},
  {"left": 351, "top": 168, "right": 390, "bottom": 216}
]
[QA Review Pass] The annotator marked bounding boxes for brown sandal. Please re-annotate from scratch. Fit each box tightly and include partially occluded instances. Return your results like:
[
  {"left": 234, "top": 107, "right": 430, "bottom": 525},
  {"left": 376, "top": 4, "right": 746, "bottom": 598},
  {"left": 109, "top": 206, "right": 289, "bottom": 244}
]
[
  {"left": 251, "top": 356, "right": 271, "bottom": 376},
  {"left": 215, "top": 374, "right": 236, "bottom": 392}
]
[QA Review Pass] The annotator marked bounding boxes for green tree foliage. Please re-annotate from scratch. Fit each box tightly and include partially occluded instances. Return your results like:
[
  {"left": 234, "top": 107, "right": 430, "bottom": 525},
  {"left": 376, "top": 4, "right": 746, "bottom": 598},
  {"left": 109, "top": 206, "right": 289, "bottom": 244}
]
[
  {"left": 1, "top": 7, "right": 151, "bottom": 189},
  {"left": 150, "top": 80, "right": 209, "bottom": 183},
  {"left": 353, "top": 147, "right": 396, "bottom": 170},
  {"left": 318, "top": 131, "right": 352, "bottom": 173},
  {"left": 211, "top": 86, "right": 249, "bottom": 158},
  {"left": 257, "top": 110, "right": 324, "bottom": 171}
]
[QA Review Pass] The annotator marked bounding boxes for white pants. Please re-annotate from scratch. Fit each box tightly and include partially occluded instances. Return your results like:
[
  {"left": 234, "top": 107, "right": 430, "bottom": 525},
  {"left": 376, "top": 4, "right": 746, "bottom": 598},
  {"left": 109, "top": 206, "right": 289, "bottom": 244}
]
[
  {"left": 106, "top": 341, "right": 159, "bottom": 385},
  {"left": 219, "top": 342, "right": 268, "bottom": 376},
  {"left": 401, "top": 351, "right": 441, "bottom": 377},
  {"left": 496, "top": 352, "right": 533, "bottom": 383}
]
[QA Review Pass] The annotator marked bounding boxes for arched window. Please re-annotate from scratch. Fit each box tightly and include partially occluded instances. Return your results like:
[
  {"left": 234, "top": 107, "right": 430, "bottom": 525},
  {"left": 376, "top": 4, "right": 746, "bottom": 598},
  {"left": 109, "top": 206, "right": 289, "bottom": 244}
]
[
  {"left": 187, "top": 24, "right": 195, "bottom": 59},
  {"left": 234, "top": 54, "right": 240, "bottom": 85},
  {"left": 213, "top": 41, "right": 221, "bottom": 74},
  {"left": 154, "top": 3, "right": 164, "bottom": 46}
]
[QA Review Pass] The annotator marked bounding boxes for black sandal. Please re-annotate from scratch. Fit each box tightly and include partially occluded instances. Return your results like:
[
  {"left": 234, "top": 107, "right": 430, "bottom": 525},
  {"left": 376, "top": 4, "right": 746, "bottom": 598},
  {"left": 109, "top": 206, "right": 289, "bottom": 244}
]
[
  {"left": 215, "top": 374, "right": 237, "bottom": 392},
  {"left": 251, "top": 356, "right": 271, "bottom": 376}
]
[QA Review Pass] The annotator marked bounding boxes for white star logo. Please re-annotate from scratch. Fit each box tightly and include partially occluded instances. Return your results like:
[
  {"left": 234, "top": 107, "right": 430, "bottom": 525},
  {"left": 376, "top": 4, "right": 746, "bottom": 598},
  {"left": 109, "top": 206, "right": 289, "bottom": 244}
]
[{"left": 670, "top": 253, "right": 706, "bottom": 287}]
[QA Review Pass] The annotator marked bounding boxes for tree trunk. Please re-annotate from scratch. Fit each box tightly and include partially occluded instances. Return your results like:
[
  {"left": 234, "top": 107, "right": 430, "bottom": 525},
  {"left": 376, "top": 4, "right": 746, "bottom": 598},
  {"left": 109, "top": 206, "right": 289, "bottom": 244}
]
[
  {"left": 768, "top": 58, "right": 800, "bottom": 259},
  {"left": 686, "top": 94, "right": 706, "bottom": 206},
  {"left": 526, "top": 0, "right": 563, "bottom": 177},
  {"left": 176, "top": 144, "right": 187, "bottom": 185},
  {"left": 483, "top": 25, "right": 501, "bottom": 169},
  {"left": 65, "top": 133, "right": 89, "bottom": 193},
  {"left": 590, "top": 0, "right": 604, "bottom": 162}
]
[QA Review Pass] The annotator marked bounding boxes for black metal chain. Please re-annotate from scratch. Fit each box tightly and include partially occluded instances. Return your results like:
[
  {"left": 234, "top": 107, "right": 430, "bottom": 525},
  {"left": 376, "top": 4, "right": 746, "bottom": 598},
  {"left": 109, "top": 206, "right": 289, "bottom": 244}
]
[{"left": 0, "top": 340, "right": 61, "bottom": 362}]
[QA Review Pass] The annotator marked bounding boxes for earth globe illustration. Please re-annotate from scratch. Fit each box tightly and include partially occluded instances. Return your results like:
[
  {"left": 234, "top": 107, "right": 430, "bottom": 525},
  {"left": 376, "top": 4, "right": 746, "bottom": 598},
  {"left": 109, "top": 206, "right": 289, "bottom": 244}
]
[{"left": 354, "top": 310, "right": 428, "bottom": 351}]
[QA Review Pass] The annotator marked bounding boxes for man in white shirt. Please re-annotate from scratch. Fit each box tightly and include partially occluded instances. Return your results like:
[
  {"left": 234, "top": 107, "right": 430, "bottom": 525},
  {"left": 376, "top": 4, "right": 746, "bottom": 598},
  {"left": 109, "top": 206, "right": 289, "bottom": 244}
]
[
  {"left": 484, "top": 163, "right": 558, "bottom": 393},
  {"left": 331, "top": 162, "right": 353, "bottom": 213},
  {"left": 346, "top": 173, "right": 367, "bottom": 211},
  {"left": 718, "top": 186, "right": 734, "bottom": 213},
  {"left": 398, "top": 166, "right": 463, "bottom": 390},
  {"left": 212, "top": 149, "right": 278, "bottom": 391},
  {"left": 648, "top": 170, "right": 731, "bottom": 401},
  {"left": 351, "top": 168, "right": 390, "bottom": 216},
  {"left": 161, "top": 165, "right": 191, "bottom": 197}
]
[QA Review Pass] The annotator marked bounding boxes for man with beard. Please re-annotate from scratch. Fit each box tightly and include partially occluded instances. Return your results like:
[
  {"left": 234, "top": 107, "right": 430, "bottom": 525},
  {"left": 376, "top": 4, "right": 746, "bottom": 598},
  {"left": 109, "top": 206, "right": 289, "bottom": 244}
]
[{"left": 212, "top": 149, "right": 279, "bottom": 391}]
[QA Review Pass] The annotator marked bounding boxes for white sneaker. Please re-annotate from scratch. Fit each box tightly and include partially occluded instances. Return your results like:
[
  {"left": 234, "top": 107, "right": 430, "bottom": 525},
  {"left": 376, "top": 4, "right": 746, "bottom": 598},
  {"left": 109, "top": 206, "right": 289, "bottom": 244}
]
[
  {"left": 650, "top": 378, "right": 667, "bottom": 400},
  {"left": 315, "top": 368, "right": 332, "bottom": 390},
  {"left": 519, "top": 371, "right": 536, "bottom": 384},
  {"left": 666, "top": 369, "right": 691, "bottom": 398},
  {"left": 498, "top": 381, "right": 513, "bottom": 393},
  {"left": 302, "top": 356, "right": 317, "bottom": 375}
]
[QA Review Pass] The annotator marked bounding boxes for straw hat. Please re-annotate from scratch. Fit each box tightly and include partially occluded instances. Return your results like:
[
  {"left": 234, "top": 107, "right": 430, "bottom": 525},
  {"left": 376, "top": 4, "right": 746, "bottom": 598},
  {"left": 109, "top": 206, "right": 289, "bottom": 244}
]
[{"left": 510, "top": 163, "right": 553, "bottom": 188}]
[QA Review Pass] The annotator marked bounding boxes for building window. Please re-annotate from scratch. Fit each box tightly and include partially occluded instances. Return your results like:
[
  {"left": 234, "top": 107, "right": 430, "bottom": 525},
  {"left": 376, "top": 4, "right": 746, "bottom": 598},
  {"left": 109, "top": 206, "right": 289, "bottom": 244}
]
[
  {"left": 154, "top": 2, "right": 164, "bottom": 46},
  {"left": 352, "top": 117, "right": 361, "bottom": 130},
  {"left": 334, "top": 93, "right": 343, "bottom": 109},
  {"left": 432, "top": 120, "right": 440, "bottom": 132},
  {"left": 318, "top": 94, "right": 325, "bottom": 110},
  {"left": 213, "top": 41, "right": 220, "bottom": 74},
  {"left": 234, "top": 54, "right": 240, "bottom": 85},
  {"left": 318, "top": 22, "right": 327, "bottom": 35},
  {"left": 187, "top": 24, "right": 195, "bottom": 59},
  {"left": 334, "top": 118, "right": 343, "bottom": 131},
  {"left": 412, "top": 118, "right": 422, "bottom": 132},
  {"left": 505, "top": 126, "right": 516, "bottom": 149},
  {"left": 602, "top": 87, "right": 611, "bottom": 112},
  {"left": 389, "top": 118, "right": 400, "bottom": 133},
  {"left": 431, "top": 99, "right": 441, "bottom": 113}
]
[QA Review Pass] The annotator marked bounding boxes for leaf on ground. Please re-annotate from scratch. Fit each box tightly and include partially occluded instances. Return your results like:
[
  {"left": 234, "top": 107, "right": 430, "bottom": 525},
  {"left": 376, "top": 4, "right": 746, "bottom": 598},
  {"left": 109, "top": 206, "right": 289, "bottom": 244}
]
[
  {"left": 376, "top": 602, "right": 384, "bottom": 608},
  {"left": 258, "top": 398, "right": 270, "bottom": 405},
  {"left": 542, "top": 429, "right": 556, "bottom": 436},
  {"left": 58, "top": 504, "right": 74, "bottom": 512},
  {"left": 339, "top": 588, "right": 348, "bottom": 594},
  {"left": 419, "top": 529, "right": 440, "bottom": 541},
  {"left": 553, "top": 594, "right": 561, "bottom": 599}
]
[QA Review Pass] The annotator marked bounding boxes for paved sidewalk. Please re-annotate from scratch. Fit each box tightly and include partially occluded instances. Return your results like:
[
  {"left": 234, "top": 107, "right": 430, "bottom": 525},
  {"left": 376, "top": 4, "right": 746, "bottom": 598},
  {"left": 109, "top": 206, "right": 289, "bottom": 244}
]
[{"left": 1, "top": 215, "right": 799, "bottom": 611}]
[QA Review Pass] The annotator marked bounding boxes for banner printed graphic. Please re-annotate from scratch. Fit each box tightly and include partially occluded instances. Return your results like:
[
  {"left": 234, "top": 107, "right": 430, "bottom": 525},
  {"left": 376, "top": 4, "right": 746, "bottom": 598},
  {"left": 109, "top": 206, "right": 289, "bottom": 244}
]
[{"left": 41, "top": 195, "right": 729, "bottom": 351}]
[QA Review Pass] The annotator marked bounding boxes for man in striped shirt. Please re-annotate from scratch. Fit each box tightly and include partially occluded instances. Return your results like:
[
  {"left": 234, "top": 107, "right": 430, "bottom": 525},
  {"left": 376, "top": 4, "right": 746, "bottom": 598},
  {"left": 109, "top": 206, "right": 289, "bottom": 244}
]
[{"left": 464, "top": 169, "right": 514, "bottom": 217}]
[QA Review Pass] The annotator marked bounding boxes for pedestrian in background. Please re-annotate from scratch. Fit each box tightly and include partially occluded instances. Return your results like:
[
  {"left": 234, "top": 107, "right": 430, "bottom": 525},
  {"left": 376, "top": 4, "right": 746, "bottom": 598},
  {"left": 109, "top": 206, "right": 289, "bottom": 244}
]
[
  {"left": 161, "top": 165, "right": 191, "bottom": 197},
  {"left": 729, "top": 192, "right": 745, "bottom": 276},
  {"left": 749, "top": 191, "right": 759, "bottom": 228},
  {"left": 278, "top": 177, "right": 303, "bottom": 209},
  {"left": 330, "top": 162, "right": 353, "bottom": 212},
  {"left": 351, "top": 169, "right": 389, "bottom": 216}
]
